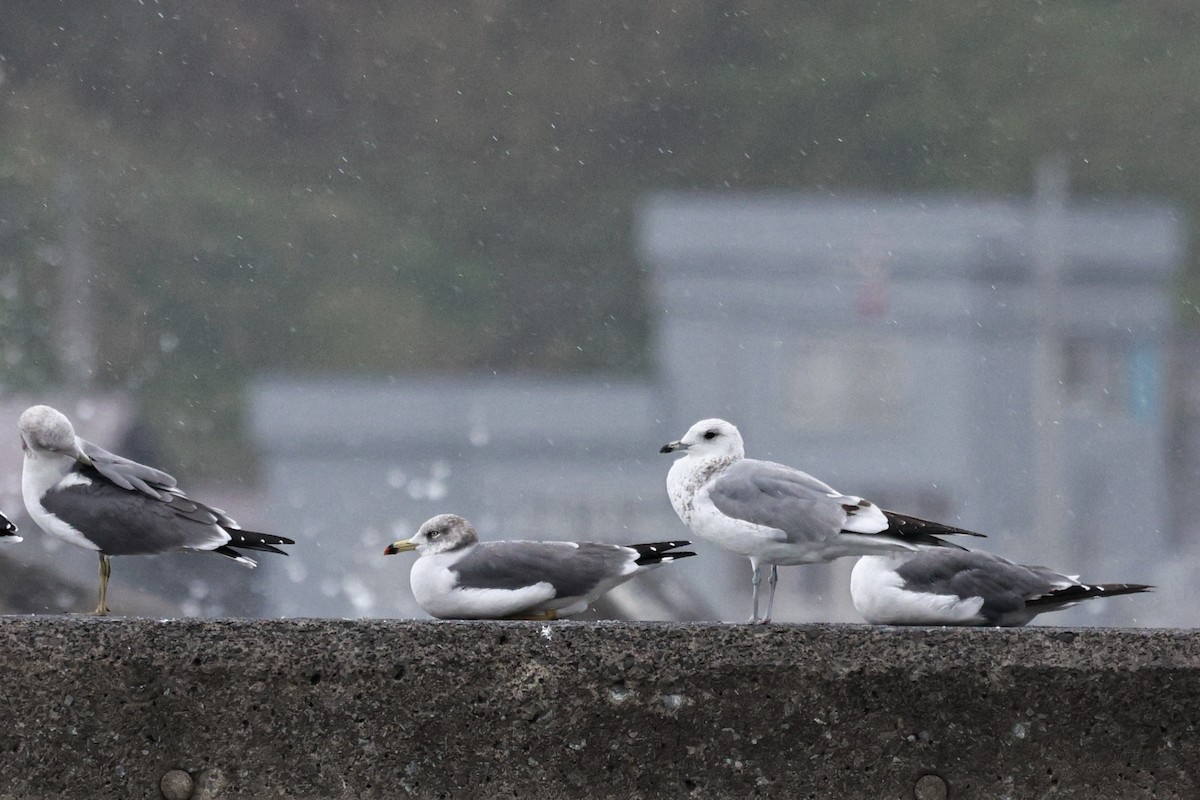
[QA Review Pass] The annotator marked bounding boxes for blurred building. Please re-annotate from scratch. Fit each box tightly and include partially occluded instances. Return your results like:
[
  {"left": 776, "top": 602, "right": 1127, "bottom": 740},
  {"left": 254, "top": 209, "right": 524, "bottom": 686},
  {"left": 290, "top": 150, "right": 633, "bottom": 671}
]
[
  {"left": 640, "top": 192, "right": 1183, "bottom": 624},
  {"left": 248, "top": 191, "right": 1185, "bottom": 625},
  {"left": 247, "top": 377, "right": 702, "bottom": 619}
]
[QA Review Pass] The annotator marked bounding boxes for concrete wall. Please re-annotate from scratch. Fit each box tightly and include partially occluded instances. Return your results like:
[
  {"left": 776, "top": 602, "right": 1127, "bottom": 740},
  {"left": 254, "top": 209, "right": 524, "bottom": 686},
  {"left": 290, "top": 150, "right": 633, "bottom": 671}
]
[{"left": 0, "top": 618, "right": 1197, "bottom": 799}]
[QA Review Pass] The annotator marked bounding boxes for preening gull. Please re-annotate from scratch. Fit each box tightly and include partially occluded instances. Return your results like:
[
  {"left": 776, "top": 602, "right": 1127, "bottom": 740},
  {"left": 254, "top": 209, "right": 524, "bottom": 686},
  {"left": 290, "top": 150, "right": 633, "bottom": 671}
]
[
  {"left": 661, "top": 418, "right": 985, "bottom": 623},
  {"left": 383, "top": 513, "right": 696, "bottom": 620},
  {"left": 1, "top": 511, "right": 19, "bottom": 543},
  {"left": 19, "top": 404, "right": 295, "bottom": 615},
  {"left": 851, "top": 549, "right": 1152, "bottom": 626}
]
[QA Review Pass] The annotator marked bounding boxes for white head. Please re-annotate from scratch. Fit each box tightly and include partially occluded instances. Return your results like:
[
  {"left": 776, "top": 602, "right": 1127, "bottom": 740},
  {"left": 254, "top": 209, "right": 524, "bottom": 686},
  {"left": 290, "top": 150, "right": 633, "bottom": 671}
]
[
  {"left": 660, "top": 418, "right": 745, "bottom": 461},
  {"left": 18, "top": 405, "right": 90, "bottom": 463},
  {"left": 383, "top": 513, "right": 479, "bottom": 557}
]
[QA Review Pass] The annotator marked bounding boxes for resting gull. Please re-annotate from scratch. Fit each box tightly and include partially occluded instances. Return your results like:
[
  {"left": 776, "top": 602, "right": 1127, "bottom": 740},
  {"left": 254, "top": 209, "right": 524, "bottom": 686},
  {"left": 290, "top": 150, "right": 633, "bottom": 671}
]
[
  {"left": 661, "top": 418, "right": 985, "bottom": 623},
  {"left": 851, "top": 549, "right": 1152, "bottom": 626},
  {"left": 384, "top": 513, "right": 696, "bottom": 620},
  {"left": 19, "top": 404, "right": 295, "bottom": 615},
  {"left": 1, "top": 511, "right": 19, "bottom": 543}
]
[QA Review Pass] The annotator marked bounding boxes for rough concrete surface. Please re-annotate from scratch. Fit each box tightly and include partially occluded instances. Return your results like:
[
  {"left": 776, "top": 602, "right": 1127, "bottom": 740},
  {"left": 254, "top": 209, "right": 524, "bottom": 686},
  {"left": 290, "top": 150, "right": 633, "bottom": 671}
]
[{"left": 0, "top": 618, "right": 1196, "bottom": 799}]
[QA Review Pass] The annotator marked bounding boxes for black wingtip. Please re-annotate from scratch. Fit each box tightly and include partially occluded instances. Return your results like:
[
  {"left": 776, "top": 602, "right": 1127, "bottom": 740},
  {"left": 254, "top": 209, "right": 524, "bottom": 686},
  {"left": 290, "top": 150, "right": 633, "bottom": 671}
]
[
  {"left": 930, "top": 537, "right": 970, "bottom": 551},
  {"left": 1025, "top": 582, "right": 1154, "bottom": 608},
  {"left": 224, "top": 528, "right": 296, "bottom": 553},
  {"left": 626, "top": 540, "right": 695, "bottom": 565},
  {"left": 1088, "top": 582, "right": 1155, "bottom": 597},
  {"left": 877, "top": 510, "right": 989, "bottom": 545}
]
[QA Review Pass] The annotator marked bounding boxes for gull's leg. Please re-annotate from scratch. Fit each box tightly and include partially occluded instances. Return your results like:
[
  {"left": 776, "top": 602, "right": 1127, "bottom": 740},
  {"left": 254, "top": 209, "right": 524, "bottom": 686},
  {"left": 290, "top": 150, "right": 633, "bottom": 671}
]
[
  {"left": 748, "top": 560, "right": 762, "bottom": 624},
  {"left": 95, "top": 554, "right": 112, "bottom": 616},
  {"left": 759, "top": 565, "right": 779, "bottom": 625}
]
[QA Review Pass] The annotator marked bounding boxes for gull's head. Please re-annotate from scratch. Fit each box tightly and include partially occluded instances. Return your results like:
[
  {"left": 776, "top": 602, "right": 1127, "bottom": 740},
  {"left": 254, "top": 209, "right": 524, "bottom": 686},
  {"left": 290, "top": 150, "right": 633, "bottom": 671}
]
[
  {"left": 660, "top": 418, "right": 745, "bottom": 460},
  {"left": 384, "top": 513, "right": 479, "bottom": 557},
  {"left": 18, "top": 405, "right": 91, "bottom": 464}
]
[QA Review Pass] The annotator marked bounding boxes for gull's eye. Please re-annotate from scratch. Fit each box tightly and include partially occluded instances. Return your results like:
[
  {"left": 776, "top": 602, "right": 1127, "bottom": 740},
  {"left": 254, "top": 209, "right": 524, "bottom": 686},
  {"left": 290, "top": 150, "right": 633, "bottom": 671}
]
[
  {"left": 703, "top": 430, "right": 718, "bottom": 440},
  {"left": 427, "top": 529, "right": 441, "bottom": 539}
]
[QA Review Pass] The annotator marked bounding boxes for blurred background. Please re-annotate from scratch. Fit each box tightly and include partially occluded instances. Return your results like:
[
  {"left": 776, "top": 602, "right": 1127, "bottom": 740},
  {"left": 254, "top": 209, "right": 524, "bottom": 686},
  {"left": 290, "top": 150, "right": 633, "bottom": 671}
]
[{"left": 1, "top": 2, "right": 1199, "bottom": 625}]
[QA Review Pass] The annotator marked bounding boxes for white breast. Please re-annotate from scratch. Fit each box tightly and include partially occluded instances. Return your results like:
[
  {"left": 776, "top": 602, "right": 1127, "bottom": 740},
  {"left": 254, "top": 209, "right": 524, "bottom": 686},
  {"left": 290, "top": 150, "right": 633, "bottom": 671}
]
[
  {"left": 21, "top": 458, "right": 101, "bottom": 552},
  {"left": 665, "top": 457, "right": 699, "bottom": 524}
]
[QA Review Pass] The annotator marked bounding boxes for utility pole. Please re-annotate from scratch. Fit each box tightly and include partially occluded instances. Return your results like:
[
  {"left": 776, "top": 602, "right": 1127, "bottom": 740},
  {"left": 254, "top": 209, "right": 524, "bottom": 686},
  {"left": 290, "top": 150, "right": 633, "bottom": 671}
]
[
  {"left": 1030, "top": 155, "right": 1070, "bottom": 566},
  {"left": 53, "top": 169, "right": 98, "bottom": 391}
]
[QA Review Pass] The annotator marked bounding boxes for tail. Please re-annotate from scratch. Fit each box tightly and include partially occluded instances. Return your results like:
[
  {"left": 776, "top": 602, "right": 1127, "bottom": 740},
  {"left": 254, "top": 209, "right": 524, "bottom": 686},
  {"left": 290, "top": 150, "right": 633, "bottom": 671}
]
[
  {"left": 626, "top": 540, "right": 697, "bottom": 566},
  {"left": 1025, "top": 582, "right": 1153, "bottom": 609},
  {"left": 213, "top": 528, "right": 296, "bottom": 567},
  {"left": 876, "top": 510, "right": 988, "bottom": 551}
]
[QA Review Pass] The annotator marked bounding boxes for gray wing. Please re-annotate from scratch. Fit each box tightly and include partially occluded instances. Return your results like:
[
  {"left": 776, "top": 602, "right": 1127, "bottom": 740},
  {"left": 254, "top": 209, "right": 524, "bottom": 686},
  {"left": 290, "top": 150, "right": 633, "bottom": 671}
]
[
  {"left": 80, "top": 438, "right": 242, "bottom": 528},
  {"left": 708, "top": 459, "right": 983, "bottom": 548},
  {"left": 894, "top": 550, "right": 1065, "bottom": 623},
  {"left": 79, "top": 437, "right": 178, "bottom": 499},
  {"left": 451, "top": 541, "right": 634, "bottom": 598},
  {"left": 706, "top": 459, "right": 850, "bottom": 544},
  {"left": 41, "top": 468, "right": 227, "bottom": 555}
]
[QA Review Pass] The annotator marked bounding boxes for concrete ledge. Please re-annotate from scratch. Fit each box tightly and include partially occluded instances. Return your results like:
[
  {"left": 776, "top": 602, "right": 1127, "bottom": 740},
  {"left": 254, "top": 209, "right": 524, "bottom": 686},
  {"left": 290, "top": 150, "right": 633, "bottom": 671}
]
[{"left": 0, "top": 618, "right": 1197, "bottom": 799}]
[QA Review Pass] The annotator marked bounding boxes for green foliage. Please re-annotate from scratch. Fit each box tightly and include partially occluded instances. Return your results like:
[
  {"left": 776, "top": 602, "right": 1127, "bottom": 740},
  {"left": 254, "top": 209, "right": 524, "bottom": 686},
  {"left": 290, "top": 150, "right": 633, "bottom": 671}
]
[
  {"left": 1, "top": 1, "right": 1199, "bottom": 476},
  {"left": 0, "top": 177, "right": 60, "bottom": 389}
]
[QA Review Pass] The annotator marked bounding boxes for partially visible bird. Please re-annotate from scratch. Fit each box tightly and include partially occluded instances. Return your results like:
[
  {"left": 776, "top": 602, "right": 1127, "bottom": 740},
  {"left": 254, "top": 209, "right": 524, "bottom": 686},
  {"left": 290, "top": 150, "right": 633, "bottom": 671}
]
[
  {"left": 384, "top": 513, "right": 696, "bottom": 620},
  {"left": 19, "top": 404, "right": 295, "bottom": 615},
  {"left": 851, "top": 549, "right": 1152, "bottom": 626},
  {"left": 661, "top": 418, "right": 985, "bottom": 623},
  {"left": 1, "top": 510, "right": 19, "bottom": 543}
]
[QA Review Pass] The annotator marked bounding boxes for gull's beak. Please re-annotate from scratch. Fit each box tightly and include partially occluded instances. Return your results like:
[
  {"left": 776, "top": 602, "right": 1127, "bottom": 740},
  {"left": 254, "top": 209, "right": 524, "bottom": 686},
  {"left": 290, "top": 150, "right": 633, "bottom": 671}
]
[
  {"left": 383, "top": 539, "right": 418, "bottom": 555},
  {"left": 65, "top": 437, "right": 93, "bottom": 466},
  {"left": 660, "top": 440, "right": 686, "bottom": 454}
]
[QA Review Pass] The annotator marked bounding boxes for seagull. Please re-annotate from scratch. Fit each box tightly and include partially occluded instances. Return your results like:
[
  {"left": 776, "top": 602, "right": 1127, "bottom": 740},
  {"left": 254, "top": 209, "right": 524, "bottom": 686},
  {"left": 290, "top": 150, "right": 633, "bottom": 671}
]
[
  {"left": 851, "top": 549, "right": 1152, "bottom": 626},
  {"left": 1, "top": 511, "right": 19, "bottom": 543},
  {"left": 383, "top": 513, "right": 696, "bottom": 620},
  {"left": 661, "top": 418, "right": 985, "bottom": 624},
  {"left": 19, "top": 404, "right": 295, "bottom": 615}
]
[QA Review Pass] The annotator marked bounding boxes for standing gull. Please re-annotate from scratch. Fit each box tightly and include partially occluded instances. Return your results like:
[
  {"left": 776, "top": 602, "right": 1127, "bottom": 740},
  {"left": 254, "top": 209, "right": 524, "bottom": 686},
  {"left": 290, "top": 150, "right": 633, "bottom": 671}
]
[
  {"left": 661, "top": 418, "right": 985, "bottom": 623},
  {"left": 1, "top": 511, "right": 19, "bottom": 543},
  {"left": 19, "top": 404, "right": 295, "bottom": 615},
  {"left": 383, "top": 513, "right": 696, "bottom": 620},
  {"left": 851, "top": 549, "right": 1152, "bottom": 626}
]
